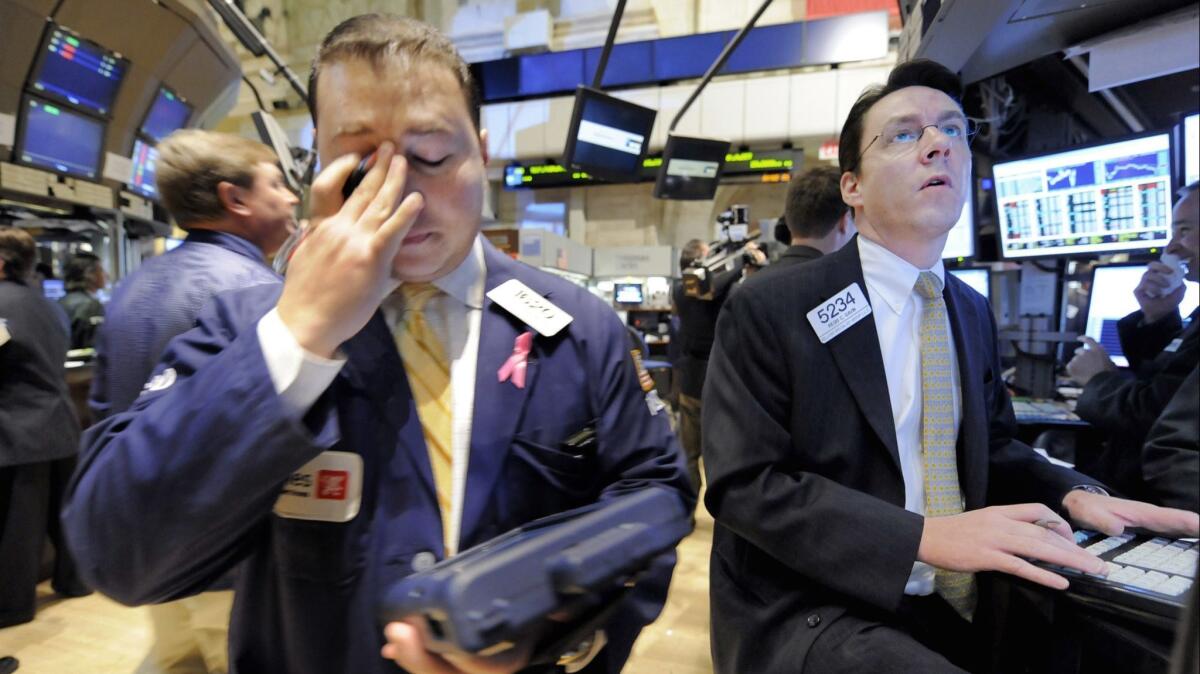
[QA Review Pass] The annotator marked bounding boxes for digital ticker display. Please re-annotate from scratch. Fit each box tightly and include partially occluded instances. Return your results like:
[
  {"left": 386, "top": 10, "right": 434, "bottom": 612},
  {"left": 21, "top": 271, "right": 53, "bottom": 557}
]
[{"left": 993, "top": 133, "right": 1173, "bottom": 259}]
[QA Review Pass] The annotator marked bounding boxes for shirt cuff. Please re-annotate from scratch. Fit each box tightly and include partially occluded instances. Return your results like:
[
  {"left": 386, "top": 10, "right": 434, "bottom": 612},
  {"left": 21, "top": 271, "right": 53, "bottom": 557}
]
[{"left": 257, "top": 308, "right": 346, "bottom": 416}]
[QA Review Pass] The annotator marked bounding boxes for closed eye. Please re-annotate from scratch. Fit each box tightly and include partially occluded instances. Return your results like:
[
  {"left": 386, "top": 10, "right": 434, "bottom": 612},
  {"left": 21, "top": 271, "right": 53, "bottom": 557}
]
[{"left": 413, "top": 155, "right": 449, "bottom": 168}]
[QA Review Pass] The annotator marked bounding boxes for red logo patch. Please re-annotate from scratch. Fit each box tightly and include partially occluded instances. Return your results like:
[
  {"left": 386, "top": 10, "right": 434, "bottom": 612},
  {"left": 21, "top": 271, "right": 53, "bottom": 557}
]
[{"left": 316, "top": 470, "right": 349, "bottom": 500}]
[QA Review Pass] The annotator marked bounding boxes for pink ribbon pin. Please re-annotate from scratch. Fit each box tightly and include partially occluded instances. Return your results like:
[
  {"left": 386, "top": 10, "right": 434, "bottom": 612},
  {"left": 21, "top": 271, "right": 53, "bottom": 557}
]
[{"left": 497, "top": 331, "right": 534, "bottom": 389}]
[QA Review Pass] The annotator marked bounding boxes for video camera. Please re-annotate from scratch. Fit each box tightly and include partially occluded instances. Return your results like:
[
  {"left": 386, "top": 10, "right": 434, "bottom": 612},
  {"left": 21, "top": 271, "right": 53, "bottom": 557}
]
[{"left": 680, "top": 204, "right": 764, "bottom": 300}]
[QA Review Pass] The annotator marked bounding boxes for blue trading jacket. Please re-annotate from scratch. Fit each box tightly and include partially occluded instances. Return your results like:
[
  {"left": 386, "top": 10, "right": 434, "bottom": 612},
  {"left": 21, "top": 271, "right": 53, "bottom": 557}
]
[
  {"left": 88, "top": 229, "right": 280, "bottom": 419},
  {"left": 63, "top": 240, "right": 694, "bottom": 674}
]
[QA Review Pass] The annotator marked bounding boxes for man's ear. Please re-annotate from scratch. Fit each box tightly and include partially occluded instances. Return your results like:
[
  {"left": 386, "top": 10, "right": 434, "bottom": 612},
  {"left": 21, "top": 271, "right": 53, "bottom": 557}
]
[
  {"left": 478, "top": 127, "right": 490, "bottom": 165},
  {"left": 217, "top": 181, "right": 252, "bottom": 218},
  {"left": 840, "top": 170, "right": 863, "bottom": 209}
]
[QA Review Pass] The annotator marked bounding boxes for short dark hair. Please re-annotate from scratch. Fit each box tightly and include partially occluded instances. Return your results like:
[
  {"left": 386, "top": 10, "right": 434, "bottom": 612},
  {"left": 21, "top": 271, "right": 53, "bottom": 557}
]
[
  {"left": 680, "top": 239, "right": 707, "bottom": 269},
  {"left": 838, "top": 59, "right": 964, "bottom": 175},
  {"left": 785, "top": 166, "right": 849, "bottom": 239},
  {"left": 0, "top": 226, "right": 36, "bottom": 281},
  {"left": 308, "top": 14, "right": 480, "bottom": 131},
  {"left": 64, "top": 252, "right": 102, "bottom": 292}
]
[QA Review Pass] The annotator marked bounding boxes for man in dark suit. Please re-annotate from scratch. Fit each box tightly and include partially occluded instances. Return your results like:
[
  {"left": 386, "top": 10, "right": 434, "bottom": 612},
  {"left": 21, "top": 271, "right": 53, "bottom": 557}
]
[
  {"left": 702, "top": 60, "right": 1199, "bottom": 673},
  {"left": 58, "top": 252, "right": 106, "bottom": 350},
  {"left": 63, "top": 14, "right": 692, "bottom": 674},
  {"left": 1141, "top": 365, "right": 1199, "bottom": 512},
  {"left": 1067, "top": 181, "right": 1199, "bottom": 499},
  {"left": 764, "top": 164, "right": 856, "bottom": 274},
  {"left": 0, "top": 226, "right": 81, "bottom": 628}
]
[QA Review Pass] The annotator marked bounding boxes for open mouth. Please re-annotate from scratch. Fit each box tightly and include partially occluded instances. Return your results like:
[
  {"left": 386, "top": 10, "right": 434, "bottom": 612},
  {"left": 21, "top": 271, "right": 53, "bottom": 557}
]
[
  {"left": 921, "top": 175, "right": 951, "bottom": 190},
  {"left": 403, "top": 231, "right": 435, "bottom": 245}
]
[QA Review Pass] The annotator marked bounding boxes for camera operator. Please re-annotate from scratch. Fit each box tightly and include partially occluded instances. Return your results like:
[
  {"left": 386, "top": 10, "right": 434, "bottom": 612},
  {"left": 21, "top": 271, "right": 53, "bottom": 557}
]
[{"left": 671, "top": 208, "right": 766, "bottom": 492}]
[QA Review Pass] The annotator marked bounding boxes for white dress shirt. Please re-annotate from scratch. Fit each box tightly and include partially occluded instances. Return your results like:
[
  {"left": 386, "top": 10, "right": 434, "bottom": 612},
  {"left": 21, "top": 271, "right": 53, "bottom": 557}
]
[
  {"left": 857, "top": 235, "right": 962, "bottom": 596},
  {"left": 258, "top": 236, "right": 486, "bottom": 554}
]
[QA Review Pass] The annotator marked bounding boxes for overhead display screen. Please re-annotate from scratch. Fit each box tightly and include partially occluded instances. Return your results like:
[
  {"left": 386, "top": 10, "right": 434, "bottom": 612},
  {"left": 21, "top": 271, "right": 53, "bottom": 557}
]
[
  {"left": 128, "top": 138, "right": 160, "bottom": 200},
  {"left": 17, "top": 97, "right": 105, "bottom": 180},
  {"left": 28, "top": 24, "right": 128, "bottom": 117},
  {"left": 654, "top": 135, "right": 730, "bottom": 201},
  {"left": 562, "top": 86, "right": 656, "bottom": 182},
  {"left": 994, "top": 133, "right": 1173, "bottom": 259},
  {"left": 140, "top": 87, "right": 193, "bottom": 143}
]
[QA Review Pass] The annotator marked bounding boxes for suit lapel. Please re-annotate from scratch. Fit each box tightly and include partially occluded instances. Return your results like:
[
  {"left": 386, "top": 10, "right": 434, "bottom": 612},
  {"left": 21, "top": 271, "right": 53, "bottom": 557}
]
[
  {"left": 338, "top": 311, "right": 438, "bottom": 505},
  {"left": 823, "top": 240, "right": 902, "bottom": 472},
  {"left": 459, "top": 243, "right": 544, "bottom": 544},
  {"left": 943, "top": 280, "right": 987, "bottom": 507}
]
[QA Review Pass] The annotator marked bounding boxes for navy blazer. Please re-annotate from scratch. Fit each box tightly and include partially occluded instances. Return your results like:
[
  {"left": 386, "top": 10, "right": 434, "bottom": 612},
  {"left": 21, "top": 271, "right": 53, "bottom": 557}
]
[
  {"left": 63, "top": 240, "right": 693, "bottom": 674},
  {"left": 701, "top": 238, "right": 1103, "bottom": 673}
]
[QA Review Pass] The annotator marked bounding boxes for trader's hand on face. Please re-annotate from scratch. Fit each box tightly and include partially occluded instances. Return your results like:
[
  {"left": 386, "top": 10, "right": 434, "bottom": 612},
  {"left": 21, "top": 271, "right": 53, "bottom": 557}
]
[
  {"left": 381, "top": 619, "right": 533, "bottom": 674},
  {"left": 277, "top": 142, "right": 425, "bottom": 358},
  {"left": 918, "top": 503, "right": 1107, "bottom": 590},
  {"left": 1062, "top": 490, "right": 1200, "bottom": 539},
  {"left": 1133, "top": 261, "right": 1186, "bottom": 324},
  {"left": 1066, "top": 336, "right": 1117, "bottom": 386}
]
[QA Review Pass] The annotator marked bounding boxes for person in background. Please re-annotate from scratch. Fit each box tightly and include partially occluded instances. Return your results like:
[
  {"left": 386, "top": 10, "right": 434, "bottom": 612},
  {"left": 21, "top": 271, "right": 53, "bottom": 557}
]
[
  {"left": 702, "top": 59, "right": 1198, "bottom": 673},
  {"left": 1140, "top": 365, "right": 1199, "bottom": 512},
  {"left": 1067, "top": 181, "right": 1199, "bottom": 500},
  {"left": 86, "top": 129, "right": 297, "bottom": 674},
  {"left": 58, "top": 252, "right": 106, "bottom": 350},
  {"left": 0, "top": 226, "right": 81, "bottom": 629},
  {"left": 762, "top": 164, "right": 856, "bottom": 275},
  {"left": 64, "top": 15, "right": 691, "bottom": 674}
]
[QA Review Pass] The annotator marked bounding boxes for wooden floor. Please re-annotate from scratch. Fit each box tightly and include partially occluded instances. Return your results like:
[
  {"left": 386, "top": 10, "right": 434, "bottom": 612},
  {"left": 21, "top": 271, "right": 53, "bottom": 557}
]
[{"left": 0, "top": 504, "right": 716, "bottom": 674}]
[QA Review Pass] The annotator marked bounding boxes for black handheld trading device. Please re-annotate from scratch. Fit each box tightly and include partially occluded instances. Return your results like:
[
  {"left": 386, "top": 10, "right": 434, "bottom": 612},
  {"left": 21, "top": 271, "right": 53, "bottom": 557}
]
[{"left": 342, "top": 152, "right": 374, "bottom": 200}]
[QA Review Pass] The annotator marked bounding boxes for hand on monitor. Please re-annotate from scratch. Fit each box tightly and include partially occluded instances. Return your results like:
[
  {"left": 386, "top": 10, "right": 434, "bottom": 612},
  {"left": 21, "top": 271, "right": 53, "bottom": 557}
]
[
  {"left": 1062, "top": 490, "right": 1200, "bottom": 539},
  {"left": 1066, "top": 336, "right": 1117, "bottom": 386},
  {"left": 381, "top": 619, "right": 534, "bottom": 674},
  {"left": 1134, "top": 261, "right": 1187, "bottom": 324}
]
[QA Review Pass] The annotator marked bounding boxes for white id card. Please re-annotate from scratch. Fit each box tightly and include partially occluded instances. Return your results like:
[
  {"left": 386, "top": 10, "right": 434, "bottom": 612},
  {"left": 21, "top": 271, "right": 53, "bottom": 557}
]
[
  {"left": 1164, "top": 337, "right": 1184, "bottom": 353},
  {"left": 487, "top": 279, "right": 574, "bottom": 337},
  {"left": 273, "top": 451, "right": 363, "bottom": 522},
  {"left": 807, "top": 283, "right": 872, "bottom": 344}
]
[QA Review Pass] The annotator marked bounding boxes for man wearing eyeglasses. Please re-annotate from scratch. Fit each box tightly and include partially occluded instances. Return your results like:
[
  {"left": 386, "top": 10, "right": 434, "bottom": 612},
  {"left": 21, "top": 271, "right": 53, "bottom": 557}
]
[{"left": 701, "top": 60, "right": 1199, "bottom": 673}]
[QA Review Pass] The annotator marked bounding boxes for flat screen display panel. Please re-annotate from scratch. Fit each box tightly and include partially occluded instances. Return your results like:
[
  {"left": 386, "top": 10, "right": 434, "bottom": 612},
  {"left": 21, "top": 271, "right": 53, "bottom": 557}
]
[
  {"left": 654, "top": 134, "right": 730, "bottom": 200},
  {"left": 42, "top": 279, "right": 65, "bottom": 301},
  {"left": 994, "top": 133, "right": 1173, "bottom": 259},
  {"left": 17, "top": 97, "right": 105, "bottom": 180},
  {"left": 942, "top": 198, "right": 974, "bottom": 260},
  {"left": 948, "top": 268, "right": 989, "bottom": 300},
  {"left": 614, "top": 283, "right": 644, "bottom": 304},
  {"left": 28, "top": 24, "right": 128, "bottom": 117},
  {"left": 1184, "top": 113, "right": 1198, "bottom": 188},
  {"left": 1085, "top": 264, "right": 1199, "bottom": 367},
  {"left": 128, "top": 138, "right": 159, "bottom": 200},
  {"left": 562, "top": 86, "right": 656, "bottom": 182},
  {"left": 140, "top": 87, "right": 192, "bottom": 143}
]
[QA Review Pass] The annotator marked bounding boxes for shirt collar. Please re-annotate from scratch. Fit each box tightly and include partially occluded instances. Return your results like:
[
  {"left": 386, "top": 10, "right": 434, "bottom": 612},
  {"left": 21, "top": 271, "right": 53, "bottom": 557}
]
[
  {"left": 857, "top": 234, "right": 945, "bottom": 316},
  {"left": 183, "top": 229, "right": 266, "bottom": 264}
]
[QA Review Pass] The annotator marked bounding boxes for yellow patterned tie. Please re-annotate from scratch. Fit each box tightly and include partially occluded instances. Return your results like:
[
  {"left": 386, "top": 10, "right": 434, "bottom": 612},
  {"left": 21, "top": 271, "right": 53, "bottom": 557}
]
[
  {"left": 914, "top": 271, "right": 977, "bottom": 621},
  {"left": 396, "top": 282, "right": 455, "bottom": 554}
]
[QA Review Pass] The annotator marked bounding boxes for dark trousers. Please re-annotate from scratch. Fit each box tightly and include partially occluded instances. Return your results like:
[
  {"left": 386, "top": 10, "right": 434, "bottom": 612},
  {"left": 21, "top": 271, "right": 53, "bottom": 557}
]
[
  {"left": 678, "top": 393, "right": 703, "bottom": 492},
  {"left": 47, "top": 455, "right": 86, "bottom": 596},
  {"left": 0, "top": 461, "right": 49, "bottom": 627}
]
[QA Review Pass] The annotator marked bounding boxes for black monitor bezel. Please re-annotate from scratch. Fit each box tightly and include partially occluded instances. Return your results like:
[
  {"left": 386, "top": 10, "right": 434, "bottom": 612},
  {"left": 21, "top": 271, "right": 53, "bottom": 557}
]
[
  {"left": 14, "top": 94, "right": 107, "bottom": 182},
  {"left": 25, "top": 20, "right": 130, "bottom": 120},
  {"left": 991, "top": 128, "right": 1176, "bottom": 261},
  {"left": 137, "top": 84, "right": 194, "bottom": 143},
  {"left": 653, "top": 134, "right": 730, "bottom": 201},
  {"left": 562, "top": 85, "right": 657, "bottom": 183}
]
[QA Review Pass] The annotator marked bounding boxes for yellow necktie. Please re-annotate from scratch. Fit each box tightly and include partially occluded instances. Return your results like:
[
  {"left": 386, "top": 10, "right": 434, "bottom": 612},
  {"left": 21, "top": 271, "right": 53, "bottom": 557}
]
[
  {"left": 914, "top": 271, "right": 976, "bottom": 621},
  {"left": 396, "top": 282, "right": 455, "bottom": 554}
]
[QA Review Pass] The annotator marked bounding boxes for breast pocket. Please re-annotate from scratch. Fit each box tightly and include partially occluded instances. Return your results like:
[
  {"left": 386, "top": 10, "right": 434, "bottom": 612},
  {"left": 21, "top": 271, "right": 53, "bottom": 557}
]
[
  {"left": 271, "top": 516, "right": 366, "bottom": 585},
  {"left": 504, "top": 425, "right": 600, "bottom": 520}
]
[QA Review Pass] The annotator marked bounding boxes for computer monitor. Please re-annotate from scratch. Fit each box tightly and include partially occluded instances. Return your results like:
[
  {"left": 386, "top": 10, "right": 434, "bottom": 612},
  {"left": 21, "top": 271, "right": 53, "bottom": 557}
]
[
  {"left": 653, "top": 134, "right": 730, "bottom": 201},
  {"left": 41, "top": 278, "right": 65, "bottom": 301},
  {"left": 16, "top": 96, "right": 105, "bottom": 180},
  {"left": 27, "top": 23, "right": 128, "bottom": 117},
  {"left": 127, "top": 138, "right": 159, "bottom": 200},
  {"left": 1183, "top": 113, "right": 1198, "bottom": 188},
  {"left": 948, "top": 268, "right": 989, "bottom": 301},
  {"left": 1084, "top": 264, "right": 1199, "bottom": 367},
  {"left": 994, "top": 132, "right": 1173, "bottom": 259},
  {"left": 614, "top": 283, "right": 645, "bottom": 304},
  {"left": 140, "top": 86, "right": 192, "bottom": 143},
  {"left": 942, "top": 197, "right": 974, "bottom": 260},
  {"left": 562, "top": 86, "right": 656, "bottom": 182}
]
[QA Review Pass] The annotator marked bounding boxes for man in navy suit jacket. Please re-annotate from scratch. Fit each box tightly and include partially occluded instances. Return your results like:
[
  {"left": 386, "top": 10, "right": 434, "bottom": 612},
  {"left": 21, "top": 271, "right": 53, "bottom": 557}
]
[
  {"left": 702, "top": 60, "right": 1199, "bottom": 673},
  {"left": 63, "top": 15, "right": 691, "bottom": 674}
]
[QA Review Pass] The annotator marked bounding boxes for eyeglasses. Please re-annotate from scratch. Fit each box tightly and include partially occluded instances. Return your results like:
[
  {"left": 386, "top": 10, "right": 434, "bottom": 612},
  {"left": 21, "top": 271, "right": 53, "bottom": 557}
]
[{"left": 850, "top": 118, "right": 980, "bottom": 171}]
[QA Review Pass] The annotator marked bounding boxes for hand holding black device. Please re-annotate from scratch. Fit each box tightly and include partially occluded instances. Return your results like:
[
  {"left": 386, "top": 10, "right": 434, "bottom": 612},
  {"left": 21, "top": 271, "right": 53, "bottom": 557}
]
[{"left": 342, "top": 151, "right": 375, "bottom": 200}]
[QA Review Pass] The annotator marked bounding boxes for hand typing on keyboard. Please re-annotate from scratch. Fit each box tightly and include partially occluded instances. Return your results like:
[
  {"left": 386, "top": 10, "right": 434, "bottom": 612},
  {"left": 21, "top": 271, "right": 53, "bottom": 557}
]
[{"left": 1061, "top": 490, "right": 1200, "bottom": 539}]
